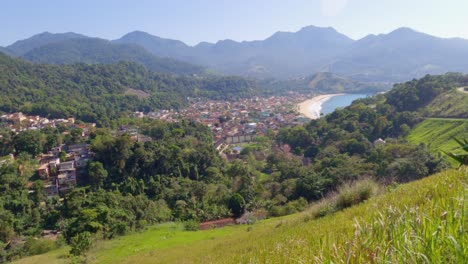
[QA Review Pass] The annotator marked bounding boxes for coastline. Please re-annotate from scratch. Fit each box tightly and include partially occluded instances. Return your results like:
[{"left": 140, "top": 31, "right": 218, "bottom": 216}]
[{"left": 298, "top": 94, "right": 345, "bottom": 119}]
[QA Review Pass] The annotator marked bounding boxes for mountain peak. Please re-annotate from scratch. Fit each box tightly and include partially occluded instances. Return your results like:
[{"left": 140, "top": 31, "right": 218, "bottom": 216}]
[
  {"left": 121, "top": 30, "right": 156, "bottom": 39},
  {"left": 6, "top": 32, "right": 88, "bottom": 56},
  {"left": 388, "top": 27, "right": 418, "bottom": 35},
  {"left": 298, "top": 25, "right": 336, "bottom": 33}
]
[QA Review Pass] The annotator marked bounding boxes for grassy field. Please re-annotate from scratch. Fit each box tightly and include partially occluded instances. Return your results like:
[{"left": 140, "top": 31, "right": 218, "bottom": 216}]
[
  {"left": 407, "top": 118, "right": 468, "bottom": 166},
  {"left": 15, "top": 169, "right": 467, "bottom": 264}
]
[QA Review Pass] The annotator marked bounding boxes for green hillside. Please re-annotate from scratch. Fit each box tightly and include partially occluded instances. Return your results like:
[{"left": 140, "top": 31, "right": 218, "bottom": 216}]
[
  {"left": 422, "top": 88, "right": 468, "bottom": 118},
  {"left": 15, "top": 169, "right": 467, "bottom": 263},
  {"left": 0, "top": 53, "right": 255, "bottom": 126},
  {"left": 407, "top": 118, "right": 468, "bottom": 166}
]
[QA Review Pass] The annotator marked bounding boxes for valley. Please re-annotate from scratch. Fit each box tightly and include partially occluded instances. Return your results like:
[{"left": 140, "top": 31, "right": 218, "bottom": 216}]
[{"left": 1, "top": 3, "right": 468, "bottom": 263}]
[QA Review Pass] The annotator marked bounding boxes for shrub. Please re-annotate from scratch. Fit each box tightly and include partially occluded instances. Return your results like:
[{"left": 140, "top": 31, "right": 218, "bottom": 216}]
[
  {"left": 228, "top": 193, "right": 246, "bottom": 218},
  {"left": 183, "top": 220, "right": 200, "bottom": 231},
  {"left": 335, "top": 178, "right": 381, "bottom": 210},
  {"left": 69, "top": 232, "right": 93, "bottom": 256},
  {"left": 304, "top": 178, "right": 382, "bottom": 221},
  {"left": 24, "top": 238, "right": 57, "bottom": 256}
]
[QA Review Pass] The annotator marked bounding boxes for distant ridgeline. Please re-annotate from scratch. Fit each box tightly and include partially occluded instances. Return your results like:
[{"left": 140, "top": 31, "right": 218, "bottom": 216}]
[
  {"left": 258, "top": 72, "right": 389, "bottom": 96},
  {"left": 0, "top": 53, "right": 256, "bottom": 126}
]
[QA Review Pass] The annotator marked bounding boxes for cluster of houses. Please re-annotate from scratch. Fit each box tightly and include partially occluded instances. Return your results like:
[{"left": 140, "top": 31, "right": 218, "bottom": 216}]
[
  {"left": 36, "top": 144, "right": 92, "bottom": 198},
  {"left": 0, "top": 112, "right": 96, "bottom": 134},
  {"left": 133, "top": 93, "right": 312, "bottom": 145}
]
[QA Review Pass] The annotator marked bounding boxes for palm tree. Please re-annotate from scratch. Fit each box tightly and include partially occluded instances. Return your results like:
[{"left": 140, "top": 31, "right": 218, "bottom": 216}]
[{"left": 443, "top": 138, "right": 468, "bottom": 168}]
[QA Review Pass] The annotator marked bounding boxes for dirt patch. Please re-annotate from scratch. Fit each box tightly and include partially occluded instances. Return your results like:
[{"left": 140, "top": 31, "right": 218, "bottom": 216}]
[
  {"left": 200, "top": 218, "right": 236, "bottom": 230},
  {"left": 457, "top": 87, "right": 468, "bottom": 94},
  {"left": 125, "top": 88, "right": 150, "bottom": 99}
]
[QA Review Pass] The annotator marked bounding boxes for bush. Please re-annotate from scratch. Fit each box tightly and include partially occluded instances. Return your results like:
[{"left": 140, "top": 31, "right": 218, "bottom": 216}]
[
  {"left": 228, "top": 193, "right": 246, "bottom": 218},
  {"left": 335, "top": 178, "right": 381, "bottom": 210},
  {"left": 268, "top": 198, "right": 309, "bottom": 217},
  {"left": 69, "top": 232, "right": 93, "bottom": 256},
  {"left": 183, "top": 220, "right": 200, "bottom": 231},
  {"left": 24, "top": 238, "right": 57, "bottom": 256},
  {"left": 304, "top": 178, "right": 382, "bottom": 221}
]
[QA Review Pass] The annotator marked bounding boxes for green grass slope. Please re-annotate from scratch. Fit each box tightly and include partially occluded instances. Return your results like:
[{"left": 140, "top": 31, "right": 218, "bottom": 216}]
[
  {"left": 422, "top": 89, "right": 468, "bottom": 118},
  {"left": 16, "top": 169, "right": 467, "bottom": 264},
  {"left": 407, "top": 118, "right": 468, "bottom": 166}
]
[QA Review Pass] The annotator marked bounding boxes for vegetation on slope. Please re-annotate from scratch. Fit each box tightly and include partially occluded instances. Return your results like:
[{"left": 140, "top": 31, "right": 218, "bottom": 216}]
[
  {"left": 258, "top": 72, "right": 388, "bottom": 96},
  {"left": 385, "top": 73, "right": 468, "bottom": 113},
  {"left": 3, "top": 72, "right": 466, "bottom": 262},
  {"left": 0, "top": 53, "right": 255, "bottom": 126},
  {"left": 407, "top": 118, "right": 468, "bottom": 166},
  {"left": 15, "top": 169, "right": 467, "bottom": 263},
  {"left": 21, "top": 38, "right": 206, "bottom": 75},
  {"left": 422, "top": 88, "right": 468, "bottom": 118}
]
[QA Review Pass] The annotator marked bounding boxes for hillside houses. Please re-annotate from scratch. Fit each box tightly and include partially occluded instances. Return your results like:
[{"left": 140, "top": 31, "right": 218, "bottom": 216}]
[
  {"left": 0, "top": 112, "right": 95, "bottom": 133},
  {"left": 36, "top": 144, "right": 93, "bottom": 197},
  {"left": 134, "top": 93, "right": 312, "bottom": 145}
]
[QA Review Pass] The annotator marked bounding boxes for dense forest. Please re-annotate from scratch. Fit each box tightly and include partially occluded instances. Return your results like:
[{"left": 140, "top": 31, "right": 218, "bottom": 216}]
[
  {"left": 1, "top": 73, "right": 465, "bottom": 261},
  {"left": 0, "top": 53, "right": 256, "bottom": 127}
]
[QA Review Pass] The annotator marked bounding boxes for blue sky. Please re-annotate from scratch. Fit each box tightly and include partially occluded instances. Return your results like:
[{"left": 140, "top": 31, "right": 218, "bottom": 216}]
[{"left": 1, "top": 0, "right": 468, "bottom": 46}]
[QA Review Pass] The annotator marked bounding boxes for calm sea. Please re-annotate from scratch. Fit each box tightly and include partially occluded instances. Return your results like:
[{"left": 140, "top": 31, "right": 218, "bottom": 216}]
[{"left": 321, "top": 94, "right": 369, "bottom": 115}]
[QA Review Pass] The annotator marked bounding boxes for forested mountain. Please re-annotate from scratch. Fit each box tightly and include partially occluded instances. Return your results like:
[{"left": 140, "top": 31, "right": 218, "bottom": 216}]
[
  {"left": 0, "top": 53, "right": 255, "bottom": 126},
  {"left": 21, "top": 38, "right": 205, "bottom": 75},
  {"left": 6, "top": 26, "right": 468, "bottom": 82},
  {"left": 113, "top": 26, "right": 468, "bottom": 81},
  {"left": 4, "top": 32, "right": 88, "bottom": 56},
  {"left": 115, "top": 26, "right": 354, "bottom": 78},
  {"left": 328, "top": 28, "right": 468, "bottom": 82},
  {"left": 114, "top": 31, "right": 193, "bottom": 58}
]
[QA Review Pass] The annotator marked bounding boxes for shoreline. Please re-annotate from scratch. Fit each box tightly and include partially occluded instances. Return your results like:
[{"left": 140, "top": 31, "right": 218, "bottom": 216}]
[{"left": 298, "top": 94, "right": 345, "bottom": 119}]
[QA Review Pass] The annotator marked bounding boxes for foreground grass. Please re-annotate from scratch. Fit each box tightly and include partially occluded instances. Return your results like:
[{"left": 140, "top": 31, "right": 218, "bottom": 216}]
[
  {"left": 16, "top": 169, "right": 467, "bottom": 263},
  {"left": 407, "top": 118, "right": 468, "bottom": 166}
]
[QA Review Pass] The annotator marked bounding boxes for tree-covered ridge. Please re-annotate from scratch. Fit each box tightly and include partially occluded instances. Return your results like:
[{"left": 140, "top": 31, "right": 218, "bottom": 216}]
[
  {"left": 0, "top": 53, "right": 256, "bottom": 126},
  {"left": 385, "top": 72, "right": 468, "bottom": 112},
  {"left": 5, "top": 32, "right": 88, "bottom": 57},
  {"left": 21, "top": 38, "right": 206, "bottom": 75}
]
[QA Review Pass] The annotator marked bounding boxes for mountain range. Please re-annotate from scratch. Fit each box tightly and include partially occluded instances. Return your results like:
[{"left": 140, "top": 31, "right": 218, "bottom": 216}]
[
  {"left": 1, "top": 32, "right": 205, "bottom": 75},
  {"left": 2, "top": 26, "right": 468, "bottom": 82}
]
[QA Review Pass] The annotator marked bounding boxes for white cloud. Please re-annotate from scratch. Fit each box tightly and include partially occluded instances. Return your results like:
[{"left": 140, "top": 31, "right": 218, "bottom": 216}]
[{"left": 321, "top": 0, "right": 348, "bottom": 17}]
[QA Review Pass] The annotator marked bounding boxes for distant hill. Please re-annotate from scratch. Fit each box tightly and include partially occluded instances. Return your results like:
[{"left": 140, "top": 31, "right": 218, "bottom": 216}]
[
  {"left": 115, "top": 26, "right": 354, "bottom": 78},
  {"left": 0, "top": 47, "right": 12, "bottom": 55},
  {"left": 5, "top": 32, "right": 88, "bottom": 56},
  {"left": 304, "top": 72, "right": 384, "bottom": 93},
  {"left": 8, "top": 26, "right": 468, "bottom": 82},
  {"left": 21, "top": 38, "right": 205, "bottom": 75},
  {"left": 113, "top": 31, "right": 193, "bottom": 59},
  {"left": 328, "top": 28, "right": 468, "bottom": 82},
  {"left": 114, "top": 26, "right": 468, "bottom": 82},
  {"left": 259, "top": 72, "right": 388, "bottom": 95}
]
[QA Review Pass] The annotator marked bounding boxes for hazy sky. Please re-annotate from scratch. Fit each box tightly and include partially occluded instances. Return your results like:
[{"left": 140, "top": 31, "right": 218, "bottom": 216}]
[{"left": 1, "top": 0, "right": 468, "bottom": 46}]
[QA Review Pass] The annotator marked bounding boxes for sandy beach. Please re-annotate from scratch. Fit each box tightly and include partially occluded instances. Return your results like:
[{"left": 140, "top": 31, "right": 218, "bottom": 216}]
[{"left": 298, "top": 94, "right": 345, "bottom": 119}]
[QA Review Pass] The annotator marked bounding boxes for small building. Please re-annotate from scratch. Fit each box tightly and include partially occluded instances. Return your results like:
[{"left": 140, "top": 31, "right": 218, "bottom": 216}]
[
  {"left": 374, "top": 138, "right": 386, "bottom": 146},
  {"left": 37, "top": 164, "right": 49, "bottom": 179}
]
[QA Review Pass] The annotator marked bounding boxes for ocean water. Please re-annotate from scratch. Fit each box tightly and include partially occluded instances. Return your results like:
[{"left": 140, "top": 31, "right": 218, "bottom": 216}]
[{"left": 320, "top": 94, "right": 369, "bottom": 115}]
